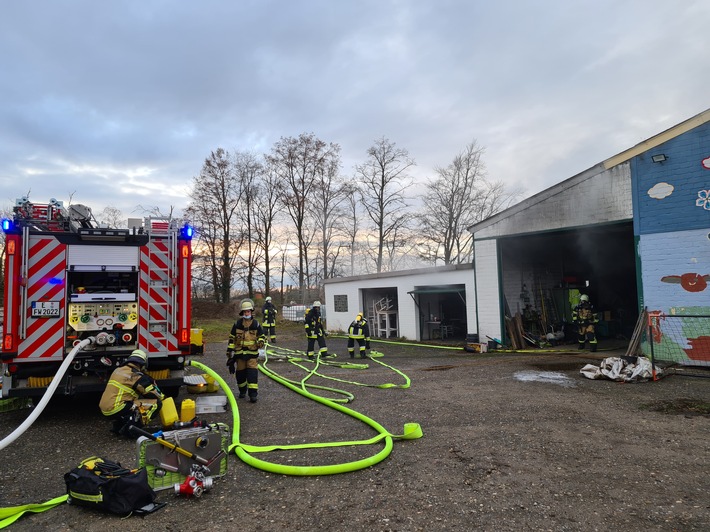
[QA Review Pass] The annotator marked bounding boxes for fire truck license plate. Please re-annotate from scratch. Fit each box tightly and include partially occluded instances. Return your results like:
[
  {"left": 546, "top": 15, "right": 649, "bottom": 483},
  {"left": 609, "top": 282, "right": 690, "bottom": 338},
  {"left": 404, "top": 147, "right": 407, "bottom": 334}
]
[{"left": 31, "top": 301, "right": 60, "bottom": 318}]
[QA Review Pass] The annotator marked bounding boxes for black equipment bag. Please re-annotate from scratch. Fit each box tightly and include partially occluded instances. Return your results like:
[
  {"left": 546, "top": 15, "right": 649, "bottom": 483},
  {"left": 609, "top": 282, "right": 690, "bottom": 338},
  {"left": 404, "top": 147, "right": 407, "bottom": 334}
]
[{"left": 64, "top": 456, "right": 156, "bottom": 515}]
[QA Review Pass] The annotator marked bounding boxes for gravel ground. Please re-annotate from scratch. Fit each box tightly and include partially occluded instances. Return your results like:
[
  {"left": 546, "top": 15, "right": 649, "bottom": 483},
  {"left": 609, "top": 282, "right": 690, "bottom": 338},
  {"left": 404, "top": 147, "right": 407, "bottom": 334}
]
[{"left": 1, "top": 330, "right": 709, "bottom": 531}]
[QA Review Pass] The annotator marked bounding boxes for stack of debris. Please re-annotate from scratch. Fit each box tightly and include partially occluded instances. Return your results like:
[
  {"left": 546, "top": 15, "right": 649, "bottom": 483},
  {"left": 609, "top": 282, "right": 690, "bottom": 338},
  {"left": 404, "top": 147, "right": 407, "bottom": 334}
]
[{"left": 580, "top": 356, "right": 660, "bottom": 382}]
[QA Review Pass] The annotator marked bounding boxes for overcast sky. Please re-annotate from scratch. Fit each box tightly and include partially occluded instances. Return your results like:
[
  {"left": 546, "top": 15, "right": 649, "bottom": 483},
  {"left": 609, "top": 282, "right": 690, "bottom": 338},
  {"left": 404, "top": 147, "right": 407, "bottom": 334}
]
[{"left": 1, "top": 0, "right": 708, "bottom": 221}]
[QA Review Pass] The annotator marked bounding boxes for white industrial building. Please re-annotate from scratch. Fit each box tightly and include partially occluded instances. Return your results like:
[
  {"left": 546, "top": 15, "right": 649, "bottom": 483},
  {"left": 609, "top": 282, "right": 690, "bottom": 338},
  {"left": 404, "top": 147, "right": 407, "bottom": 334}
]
[{"left": 322, "top": 263, "right": 476, "bottom": 342}]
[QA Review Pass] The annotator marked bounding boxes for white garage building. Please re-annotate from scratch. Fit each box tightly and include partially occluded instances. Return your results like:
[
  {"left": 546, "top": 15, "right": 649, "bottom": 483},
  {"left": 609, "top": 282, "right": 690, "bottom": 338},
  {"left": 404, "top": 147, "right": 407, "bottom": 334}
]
[{"left": 323, "top": 263, "right": 477, "bottom": 342}]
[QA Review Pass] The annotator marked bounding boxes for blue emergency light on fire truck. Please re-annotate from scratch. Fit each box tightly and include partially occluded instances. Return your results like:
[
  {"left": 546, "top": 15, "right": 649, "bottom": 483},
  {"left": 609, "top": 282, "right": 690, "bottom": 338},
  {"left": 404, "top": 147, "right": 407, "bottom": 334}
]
[{"left": 1, "top": 198, "right": 195, "bottom": 398}]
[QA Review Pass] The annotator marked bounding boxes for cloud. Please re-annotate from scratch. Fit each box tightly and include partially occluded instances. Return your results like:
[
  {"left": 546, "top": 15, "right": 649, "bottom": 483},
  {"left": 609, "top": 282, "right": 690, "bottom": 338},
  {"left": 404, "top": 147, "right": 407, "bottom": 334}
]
[
  {"left": 0, "top": 1, "right": 709, "bottom": 218},
  {"left": 648, "top": 182, "right": 674, "bottom": 200}
]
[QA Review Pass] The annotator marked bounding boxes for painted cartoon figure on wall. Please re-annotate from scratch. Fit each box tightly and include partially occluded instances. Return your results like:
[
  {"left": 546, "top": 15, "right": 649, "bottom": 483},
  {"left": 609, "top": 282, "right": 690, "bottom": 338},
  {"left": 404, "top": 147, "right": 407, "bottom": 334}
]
[{"left": 661, "top": 273, "right": 710, "bottom": 292}]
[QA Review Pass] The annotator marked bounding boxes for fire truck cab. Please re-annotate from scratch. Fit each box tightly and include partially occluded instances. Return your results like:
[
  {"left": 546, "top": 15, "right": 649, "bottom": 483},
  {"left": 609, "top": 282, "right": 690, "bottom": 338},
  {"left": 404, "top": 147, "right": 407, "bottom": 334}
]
[{"left": 1, "top": 198, "right": 194, "bottom": 398}]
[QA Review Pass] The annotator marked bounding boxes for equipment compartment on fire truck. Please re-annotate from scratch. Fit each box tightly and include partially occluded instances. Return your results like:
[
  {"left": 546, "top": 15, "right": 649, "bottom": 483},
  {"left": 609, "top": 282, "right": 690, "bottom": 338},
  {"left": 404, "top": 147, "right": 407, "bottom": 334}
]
[{"left": 1, "top": 198, "right": 194, "bottom": 398}]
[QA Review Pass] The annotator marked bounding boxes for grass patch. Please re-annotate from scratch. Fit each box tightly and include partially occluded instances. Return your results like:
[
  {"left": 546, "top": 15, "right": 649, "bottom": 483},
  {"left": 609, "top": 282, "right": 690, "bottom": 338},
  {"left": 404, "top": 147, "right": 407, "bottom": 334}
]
[
  {"left": 642, "top": 398, "right": 710, "bottom": 417},
  {"left": 193, "top": 317, "right": 305, "bottom": 344},
  {"left": 193, "top": 318, "right": 233, "bottom": 344}
]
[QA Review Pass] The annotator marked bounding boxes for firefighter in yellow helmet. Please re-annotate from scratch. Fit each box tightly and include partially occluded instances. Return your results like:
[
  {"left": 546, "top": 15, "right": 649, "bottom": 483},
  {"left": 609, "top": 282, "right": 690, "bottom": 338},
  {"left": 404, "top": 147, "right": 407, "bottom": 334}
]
[
  {"left": 572, "top": 294, "right": 600, "bottom": 351},
  {"left": 304, "top": 301, "right": 332, "bottom": 359},
  {"left": 262, "top": 296, "right": 278, "bottom": 343},
  {"left": 347, "top": 312, "right": 371, "bottom": 358},
  {"left": 226, "top": 298, "right": 266, "bottom": 403},
  {"left": 99, "top": 349, "right": 164, "bottom": 437}
]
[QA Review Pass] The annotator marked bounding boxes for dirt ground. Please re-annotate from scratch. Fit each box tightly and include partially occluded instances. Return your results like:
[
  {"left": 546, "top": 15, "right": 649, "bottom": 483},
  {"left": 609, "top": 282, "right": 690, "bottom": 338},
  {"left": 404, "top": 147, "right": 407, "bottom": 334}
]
[{"left": 1, "top": 330, "right": 709, "bottom": 531}]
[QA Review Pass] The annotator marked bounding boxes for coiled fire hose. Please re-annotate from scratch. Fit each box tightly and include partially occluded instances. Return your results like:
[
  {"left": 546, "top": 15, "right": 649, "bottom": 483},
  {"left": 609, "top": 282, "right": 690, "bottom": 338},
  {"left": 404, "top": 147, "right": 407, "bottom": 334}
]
[
  {"left": 257, "top": 345, "right": 410, "bottom": 403},
  {"left": 189, "top": 353, "right": 423, "bottom": 476}
]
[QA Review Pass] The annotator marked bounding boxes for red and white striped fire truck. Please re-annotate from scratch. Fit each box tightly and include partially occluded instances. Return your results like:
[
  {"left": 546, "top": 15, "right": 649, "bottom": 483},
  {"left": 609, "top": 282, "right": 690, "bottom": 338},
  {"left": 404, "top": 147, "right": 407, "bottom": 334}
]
[{"left": 1, "top": 198, "right": 194, "bottom": 398}]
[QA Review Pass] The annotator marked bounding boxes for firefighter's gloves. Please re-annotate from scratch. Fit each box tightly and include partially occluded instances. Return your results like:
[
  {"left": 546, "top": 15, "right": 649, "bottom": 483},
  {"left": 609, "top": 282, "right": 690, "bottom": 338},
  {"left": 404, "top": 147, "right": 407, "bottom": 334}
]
[
  {"left": 143, "top": 382, "right": 161, "bottom": 399},
  {"left": 257, "top": 339, "right": 265, "bottom": 349},
  {"left": 323, "top": 330, "right": 329, "bottom": 337},
  {"left": 152, "top": 383, "right": 164, "bottom": 401},
  {"left": 226, "top": 350, "right": 236, "bottom": 374},
  {"left": 130, "top": 404, "right": 142, "bottom": 425}
]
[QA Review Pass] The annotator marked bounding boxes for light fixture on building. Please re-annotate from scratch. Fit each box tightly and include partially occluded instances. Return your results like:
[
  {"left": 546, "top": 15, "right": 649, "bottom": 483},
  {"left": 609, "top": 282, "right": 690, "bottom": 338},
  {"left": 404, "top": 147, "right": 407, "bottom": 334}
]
[{"left": 651, "top": 154, "right": 668, "bottom": 163}]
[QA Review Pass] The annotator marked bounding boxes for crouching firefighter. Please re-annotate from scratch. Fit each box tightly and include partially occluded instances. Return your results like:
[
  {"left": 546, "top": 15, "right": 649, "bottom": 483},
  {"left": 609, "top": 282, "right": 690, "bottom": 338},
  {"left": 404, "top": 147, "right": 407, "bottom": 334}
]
[
  {"left": 99, "top": 349, "right": 164, "bottom": 437},
  {"left": 226, "top": 298, "right": 266, "bottom": 403}
]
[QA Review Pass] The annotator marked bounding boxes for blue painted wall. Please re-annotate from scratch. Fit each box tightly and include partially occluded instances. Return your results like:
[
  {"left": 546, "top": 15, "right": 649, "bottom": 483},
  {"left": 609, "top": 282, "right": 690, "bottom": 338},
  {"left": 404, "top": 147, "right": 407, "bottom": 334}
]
[
  {"left": 632, "top": 121, "right": 710, "bottom": 235},
  {"left": 632, "top": 120, "right": 710, "bottom": 364}
]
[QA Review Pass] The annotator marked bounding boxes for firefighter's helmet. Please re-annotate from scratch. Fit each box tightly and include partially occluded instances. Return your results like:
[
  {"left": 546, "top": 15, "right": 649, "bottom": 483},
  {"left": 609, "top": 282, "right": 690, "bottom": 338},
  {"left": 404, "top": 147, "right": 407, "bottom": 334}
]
[
  {"left": 313, "top": 301, "right": 322, "bottom": 308},
  {"left": 265, "top": 296, "right": 272, "bottom": 302},
  {"left": 356, "top": 312, "right": 363, "bottom": 321},
  {"left": 580, "top": 294, "right": 589, "bottom": 303},
  {"left": 240, "top": 299, "right": 255, "bottom": 315},
  {"left": 126, "top": 349, "right": 148, "bottom": 368}
]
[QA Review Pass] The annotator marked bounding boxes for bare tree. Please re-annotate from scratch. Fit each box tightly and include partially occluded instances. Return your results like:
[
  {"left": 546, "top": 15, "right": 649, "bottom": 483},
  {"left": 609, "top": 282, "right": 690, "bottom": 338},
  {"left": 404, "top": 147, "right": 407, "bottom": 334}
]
[
  {"left": 267, "top": 133, "right": 339, "bottom": 302},
  {"left": 355, "top": 137, "right": 415, "bottom": 273},
  {"left": 312, "top": 146, "right": 348, "bottom": 280},
  {"left": 341, "top": 184, "right": 361, "bottom": 276},
  {"left": 136, "top": 204, "right": 177, "bottom": 220},
  {"left": 97, "top": 206, "right": 125, "bottom": 228},
  {"left": 418, "top": 140, "right": 517, "bottom": 264},
  {"left": 273, "top": 231, "right": 294, "bottom": 302},
  {"left": 232, "top": 151, "right": 264, "bottom": 299},
  {"left": 186, "top": 148, "right": 242, "bottom": 303},
  {"left": 254, "top": 162, "right": 284, "bottom": 297}
]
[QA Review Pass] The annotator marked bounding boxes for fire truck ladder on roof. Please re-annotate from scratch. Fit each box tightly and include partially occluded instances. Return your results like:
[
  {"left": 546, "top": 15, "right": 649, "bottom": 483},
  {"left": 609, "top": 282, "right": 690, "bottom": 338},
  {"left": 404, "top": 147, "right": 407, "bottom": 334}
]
[{"left": 140, "top": 219, "right": 177, "bottom": 353}]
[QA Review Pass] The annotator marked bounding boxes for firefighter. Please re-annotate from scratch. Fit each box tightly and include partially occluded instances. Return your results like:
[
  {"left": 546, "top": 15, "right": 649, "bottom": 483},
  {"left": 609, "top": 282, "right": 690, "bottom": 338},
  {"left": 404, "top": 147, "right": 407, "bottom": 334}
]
[
  {"left": 262, "top": 296, "right": 278, "bottom": 343},
  {"left": 226, "top": 298, "right": 266, "bottom": 403},
  {"left": 347, "top": 312, "right": 371, "bottom": 359},
  {"left": 572, "top": 294, "right": 599, "bottom": 351},
  {"left": 305, "top": 300, "right": 331, "bottom": 359},
  {"left": 99, "top": 349, "right": 164, "bottom": 437}
]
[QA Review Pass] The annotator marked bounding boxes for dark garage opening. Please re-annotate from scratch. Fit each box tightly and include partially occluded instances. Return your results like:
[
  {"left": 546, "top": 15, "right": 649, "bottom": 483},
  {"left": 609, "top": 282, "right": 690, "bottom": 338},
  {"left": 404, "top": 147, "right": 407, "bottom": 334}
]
[
  {"left": 498, "top": 222, "right": 638, "bottom": 345},
  {"left": 409, "top": 285, "right": 467, "bottom": 341}
]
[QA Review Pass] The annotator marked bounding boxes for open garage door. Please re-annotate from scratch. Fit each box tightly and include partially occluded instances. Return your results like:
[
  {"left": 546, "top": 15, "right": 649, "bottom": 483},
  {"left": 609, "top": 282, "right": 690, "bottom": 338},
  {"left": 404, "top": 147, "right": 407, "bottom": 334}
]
[
  {"left": 409, "top": 285, "right": 467, "bottom": 341},
  {"left": 498, "top": 222, "right": 638, "bottom": 346},
  {"left": 361, "top": 288, "right": 399, "bottom": 338}
]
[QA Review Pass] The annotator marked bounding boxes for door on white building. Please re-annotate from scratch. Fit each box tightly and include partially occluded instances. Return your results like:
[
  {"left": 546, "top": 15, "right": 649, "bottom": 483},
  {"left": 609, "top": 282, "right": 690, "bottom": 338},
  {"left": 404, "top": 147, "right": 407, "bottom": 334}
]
[{"left": 408, "top": 286, "right": 466, "bottom": 341}]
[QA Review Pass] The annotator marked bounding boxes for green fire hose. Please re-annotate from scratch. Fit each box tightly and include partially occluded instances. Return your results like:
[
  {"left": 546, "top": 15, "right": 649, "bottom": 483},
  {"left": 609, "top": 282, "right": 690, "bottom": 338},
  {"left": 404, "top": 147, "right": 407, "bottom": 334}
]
[{"left": 189, "top": 353, "right": 423, "bottom": 476}]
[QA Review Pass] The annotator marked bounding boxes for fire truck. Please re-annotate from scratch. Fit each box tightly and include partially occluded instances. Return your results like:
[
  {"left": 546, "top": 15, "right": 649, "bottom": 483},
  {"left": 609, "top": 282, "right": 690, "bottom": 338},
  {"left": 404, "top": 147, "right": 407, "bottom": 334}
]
[{"left": 1, "top": 197, "right": 194, "bottom": 398}]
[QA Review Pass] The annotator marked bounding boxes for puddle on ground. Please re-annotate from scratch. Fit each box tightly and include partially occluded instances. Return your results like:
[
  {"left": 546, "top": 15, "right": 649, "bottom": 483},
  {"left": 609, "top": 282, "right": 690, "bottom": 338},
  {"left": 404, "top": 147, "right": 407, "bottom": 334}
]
[{"left": 513, "top": 370, "right": 576, "bottom": 388}]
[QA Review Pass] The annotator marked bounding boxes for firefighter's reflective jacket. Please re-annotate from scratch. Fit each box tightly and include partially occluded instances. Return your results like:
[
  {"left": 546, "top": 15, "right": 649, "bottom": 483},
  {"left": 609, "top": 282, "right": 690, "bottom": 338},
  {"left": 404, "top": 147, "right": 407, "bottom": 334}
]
[
  {"left": 348, "top": 318, "right": 371, "bottom": 341},
  {"left": 228, "top": 317, "right": 265, "bottom": 356},
  {"left": 262, "top": 302, "right": 277, "bottom": 326},
  {"left": 99, "top": 362, "right": 163, "bottom": 416},
  {"left": 572, "top": 302, "right": 599, "bottom": 325},
  {"left": 304, "top": 309, "right": 325, "bottom": 339}
]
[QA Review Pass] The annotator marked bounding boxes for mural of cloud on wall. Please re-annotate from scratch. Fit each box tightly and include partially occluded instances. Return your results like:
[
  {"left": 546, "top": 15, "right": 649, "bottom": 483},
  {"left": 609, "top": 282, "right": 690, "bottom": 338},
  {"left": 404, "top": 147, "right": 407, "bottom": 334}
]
[
  {"left": 648, "top": 182, "right": 674, "bottom": 199},
  {"left": 702, "top": 156, "right": 710, "bottom": 169}
]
